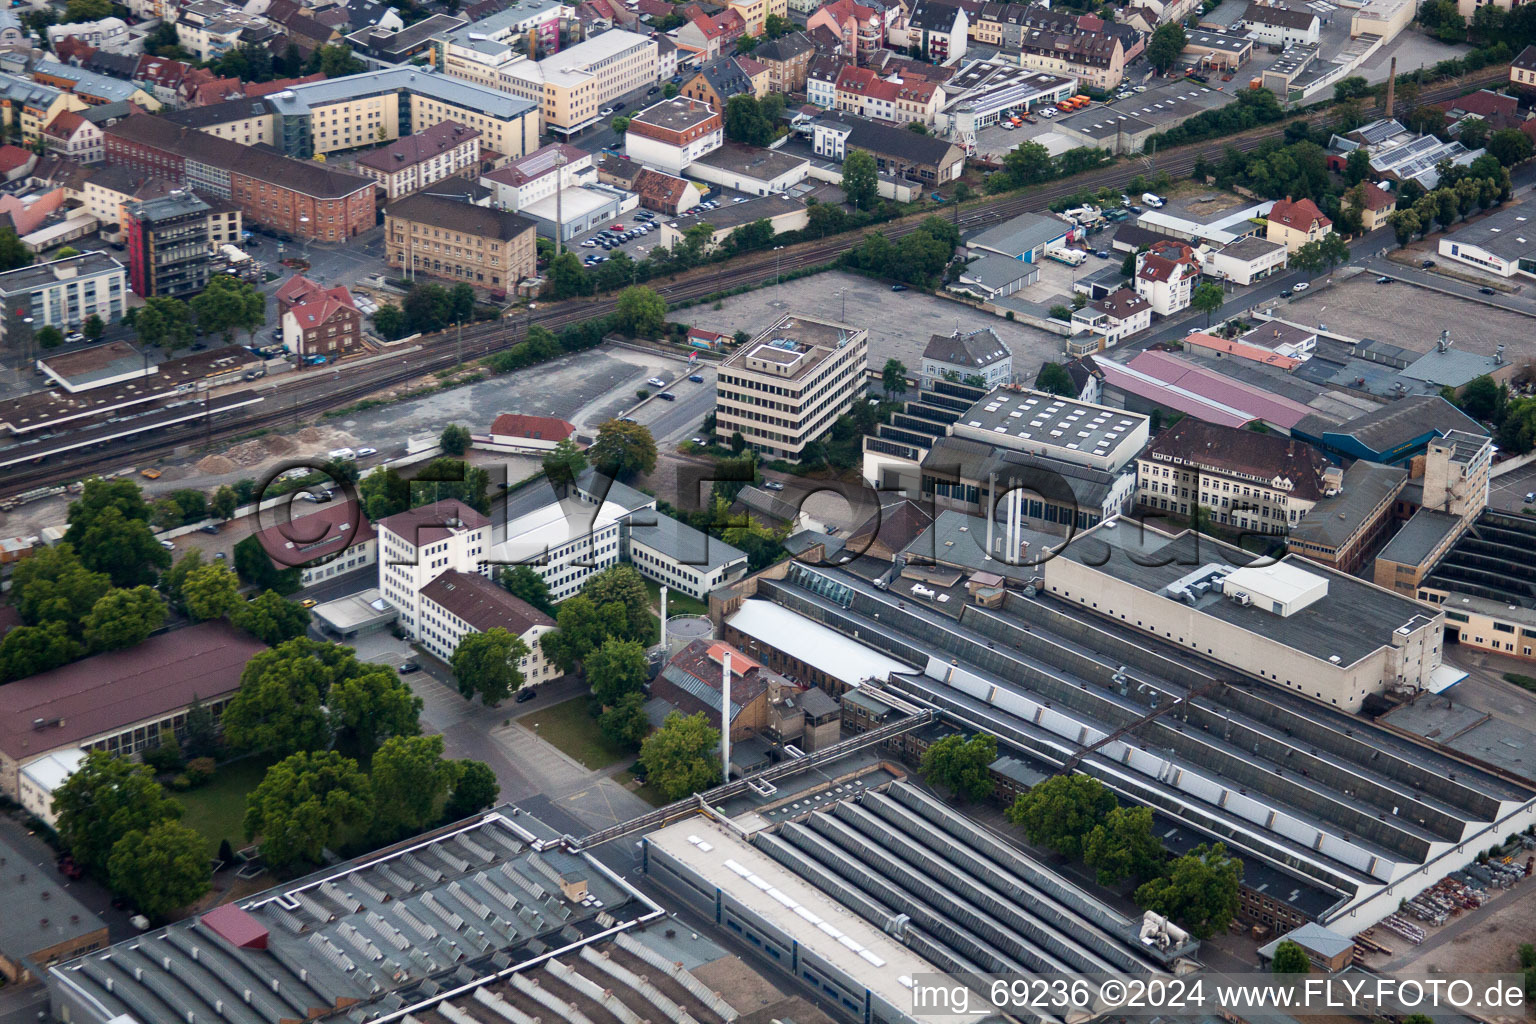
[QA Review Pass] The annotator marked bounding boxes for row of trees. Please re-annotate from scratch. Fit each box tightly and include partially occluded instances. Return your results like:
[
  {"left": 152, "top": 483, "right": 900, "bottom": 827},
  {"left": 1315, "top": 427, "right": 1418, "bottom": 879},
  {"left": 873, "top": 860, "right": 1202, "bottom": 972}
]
[
  {"left": 1445, "top": 375, "right": 1536, "bottom": 455},
  {"left": 373, "top": 282, "right": 478, "bottom": 340},
  {"left": 983, "top": 140, "right": 1114, "bottom": 196},
  {"left": 842, "top": 215, "right": 960, "bottom": 290},
  {"left": 919, "top": 732, "right": 1243, "bottom": 938},
  {"left": 1389, "top": 159, "right": 1516, "bottom": 247}
]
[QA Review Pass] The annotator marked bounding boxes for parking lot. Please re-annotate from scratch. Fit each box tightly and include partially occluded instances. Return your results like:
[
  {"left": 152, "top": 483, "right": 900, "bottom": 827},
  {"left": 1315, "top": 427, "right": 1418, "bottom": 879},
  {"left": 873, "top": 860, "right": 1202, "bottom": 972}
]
[
  {"left": 1491, "top": 461, "right": 1536, "bottom": 513},
  {"left": 1287, "top": 274, "right": 1536, "bottom": 364},
  {"left": 671, "top": 268, "right": 1067, "bottom": 382},
  {"left": 572, "top": 208, "right": 669, "bottom": 266}
]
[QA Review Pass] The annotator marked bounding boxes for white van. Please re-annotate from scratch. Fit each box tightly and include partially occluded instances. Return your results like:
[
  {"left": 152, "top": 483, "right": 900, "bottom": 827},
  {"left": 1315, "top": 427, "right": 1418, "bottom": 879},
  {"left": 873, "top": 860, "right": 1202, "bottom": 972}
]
[
  {"left": 328, "top": 447, "right": 357, "bottom": 462},
  {"left": 1142, "top": 192, "right": 1165, "bottom": 208}
]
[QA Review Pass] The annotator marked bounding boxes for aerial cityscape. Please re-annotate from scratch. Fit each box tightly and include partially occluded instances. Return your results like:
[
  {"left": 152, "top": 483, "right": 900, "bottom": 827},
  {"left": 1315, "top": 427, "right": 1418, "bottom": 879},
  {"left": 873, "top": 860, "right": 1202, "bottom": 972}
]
[{"left": 0, "top": 0, "right": 1533, "bottom": 1020}]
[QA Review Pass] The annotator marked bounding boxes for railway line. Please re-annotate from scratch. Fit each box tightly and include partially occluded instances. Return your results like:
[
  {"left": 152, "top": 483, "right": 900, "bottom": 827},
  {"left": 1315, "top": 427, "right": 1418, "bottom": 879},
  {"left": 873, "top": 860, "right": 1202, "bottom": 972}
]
[{"left": 0, "top": 69, "right": 1504, "bottom": 500}]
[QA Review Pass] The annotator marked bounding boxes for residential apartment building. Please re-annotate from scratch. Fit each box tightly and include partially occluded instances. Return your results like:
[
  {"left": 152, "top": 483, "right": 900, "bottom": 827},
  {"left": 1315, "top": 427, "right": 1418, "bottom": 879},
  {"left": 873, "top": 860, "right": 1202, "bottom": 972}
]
[
  {"left": 680, "top": 55, "right": 765, "bottom": 112},
  {"left": 251, "top": 500, "right": 378, "bottom": 589},
  {"left": 121, "top": 190, "right": 241, "bottom": 298},
  {"left": 1511, "top": 45, "right": 1536, "bottom": 92},
  {"left": 103, "top": 115, "right": 376, "bottom": 241},
  {"left": 480, "top": 143, "right": 595, "bottom": 211},
  {"left": 834, "top": 65, "right": 942, "bottom": 125},
  {"left": 39, "top": 110, "right": 103, "bottom": 164},
  {"left": 417, "top": 569, "right": 558, "bottom": 681},
  {"left": 1205, "top": 234, "right": 1287, "bottom": 285},
  {"left": 1014, "top": 27, "right": 1126, "bottom": 91},
  {"left": 1134, "top": 238, "right": 1201, "bottom": 315},
  {"left": 623, "top": 97, "right": 723, "bottom": 174},
  {"left": 0, "top": 75, "right": 85, "bottom": 144},
  {"left": 726, "top": 0, "right": 787, "bottom": 34},
  {"left": 1266, "top": 196, "right": 1332, "bottom": 253},
  {"left": 753, "top": 31, "right": 816, "bottom": 92},
  {"left": 430, "top": 0, "right": 567, "bottom": 78},
  {"left": 0, "top": 252, "right": 125, "bottom": 340},
  {"left": 385, "top": 191, "right": 537, "bottom": 295},
  {"left": 714, "top": 313, "right": 869, "bottom": 460},
  {"left": 161, "top": 98, "right": 275, "bottom": 147},
  {"left": 262, "top": 69, "right": 538, "bottom": 161},
  {"left": 282, "top": 288, "right": 362, "bottom": 357},
  {"left": 807, "top": 0, "right": 886, "bottom": 63},
  {"left": 170, "top": 0, "right": 276, "bottom": 61},
  {"left": 675, "top": 6, "right": 746, "bottom": 62},
  {"left": 1136, "top": 418, "right": 1333, "bottom": 534},
  {"left": 30, "top": 61, "right": 159, "bottom": 109},
  {"left": 905, "top": 0, "right": 968, "bottom": 62},
  {"left": 356, "top": 120, "right": 482, "bottom": 200},
  {"left": 1069, "top": 287, "right": 1151, "bottom": 348},
  {"left": 920, "top": 327, "right": 1013, "bottom": 388},
  {"left": 492, "top": 30, "right": 657, "bottom": 136}
]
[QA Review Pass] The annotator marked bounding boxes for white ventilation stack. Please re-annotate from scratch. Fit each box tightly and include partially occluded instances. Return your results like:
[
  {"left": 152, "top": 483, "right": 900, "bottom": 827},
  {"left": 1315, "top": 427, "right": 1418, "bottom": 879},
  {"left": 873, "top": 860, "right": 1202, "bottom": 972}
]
[
  {"left": 721, "top": 650, "right": 732, "bottom": 781},
  {"left": 660, "top": 586, "right": 669, "bottom": 649}
]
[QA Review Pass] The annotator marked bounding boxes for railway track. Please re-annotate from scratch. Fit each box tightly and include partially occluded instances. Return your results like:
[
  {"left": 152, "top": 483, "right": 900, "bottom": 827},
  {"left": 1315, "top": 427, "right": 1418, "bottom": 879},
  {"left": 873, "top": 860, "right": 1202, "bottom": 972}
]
[{"left": 0, "top": 69, "right": 1504, "bottom": 500}]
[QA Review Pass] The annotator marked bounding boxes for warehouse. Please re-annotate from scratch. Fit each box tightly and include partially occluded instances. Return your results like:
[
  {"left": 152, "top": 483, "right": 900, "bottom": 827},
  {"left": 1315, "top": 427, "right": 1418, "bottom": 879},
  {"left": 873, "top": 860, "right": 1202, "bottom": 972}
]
[{"left": 735, "top": 559, "right": 1536, "bottom": 931}]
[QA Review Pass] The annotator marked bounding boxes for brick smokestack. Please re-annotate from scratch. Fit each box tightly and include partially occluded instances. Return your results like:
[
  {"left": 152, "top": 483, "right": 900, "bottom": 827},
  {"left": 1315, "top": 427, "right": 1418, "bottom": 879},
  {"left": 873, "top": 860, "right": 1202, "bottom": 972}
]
[{"left": 1385, "top": 57, "right": 1396, "bottom": 119}]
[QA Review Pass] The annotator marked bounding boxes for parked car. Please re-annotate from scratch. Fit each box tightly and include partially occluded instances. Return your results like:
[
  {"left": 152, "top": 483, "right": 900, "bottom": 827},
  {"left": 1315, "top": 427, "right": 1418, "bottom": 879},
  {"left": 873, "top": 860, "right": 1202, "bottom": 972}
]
[
  {"left": 1376, "top": 276, "right": 1392, "bottom": 284},
  {"left": 399, "top": 662, "right": 420, "bottom": 674},
  {"left": 1096, "top": 250, "right": 1110, "bottom": 259},
  {"left": 1421, "top": 259, "right": 1436, "bottom": 268},
  {"left": 357, "top": 446, "right": 378, "bottom": 457},
  {"left": 688, "top": 373, "right": 704, "bottom": 383},
  {"left": 300, "top": 598, "right": 318, "bottom": 609},
  {"left": 1291, "top": 281, "right": 1310, "bottom": 292},
  {"left": 601, "top": 107, "right": 614, "bottom": 116},
  {"left": 515, "top": 687, "right": 538, "bottom": 703},
  {"left": 1279, "top": 288, "right": 1293, "bottom": 298},
  {"left": 657, "top": 391, "right": 676, "bottom": 401},
  {"left": 891, "top": 283, "right": 908, "bottom": 291},
  {"left": 200, "top": 524, "right": 220, "bottom": 535},
  {"left": 611, "top": 224, "right": 625, "bottom": 231},
  {"left": 1525, "top": 492, "right": 1535, "bottom": 503},
  {"left": 692, "top": 436, "right": 708, "bottom": 445},
  {"left": 1480, "top": 286, "right": 1497, "bottom": 295},
  {"left": 140, "top": 468, "right": 162, "bottom": 479},
  {"left": 65, "top": 331, "right": 84, "bottom": 343},
  {"left": 763, "top": 480, "right": 785, "bottom": 491},
  {"left": 159, "top": 539, "right": 175, "bottom": 550},
  {"left": 647, "top": 376, "right": 666, "bottom": 387}
]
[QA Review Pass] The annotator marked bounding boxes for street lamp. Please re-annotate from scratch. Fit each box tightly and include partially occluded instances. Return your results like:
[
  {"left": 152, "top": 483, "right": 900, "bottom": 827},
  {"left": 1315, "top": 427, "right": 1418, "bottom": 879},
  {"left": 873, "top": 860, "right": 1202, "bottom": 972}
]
[{"left": 773, "top": 245, "right": 784, "bottom": 295}]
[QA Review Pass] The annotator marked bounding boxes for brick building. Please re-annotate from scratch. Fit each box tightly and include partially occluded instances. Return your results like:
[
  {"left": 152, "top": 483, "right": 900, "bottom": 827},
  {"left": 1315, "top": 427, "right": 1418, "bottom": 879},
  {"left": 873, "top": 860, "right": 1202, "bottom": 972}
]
[
  {"left": 355, "top": 119, "right": 482, "bottom": 199},
  {"left": 102, "top": 114, "right": 375, "bottom": 241},
  {"left": 385, "top": 191, "right": 536, "bottom": 295}
]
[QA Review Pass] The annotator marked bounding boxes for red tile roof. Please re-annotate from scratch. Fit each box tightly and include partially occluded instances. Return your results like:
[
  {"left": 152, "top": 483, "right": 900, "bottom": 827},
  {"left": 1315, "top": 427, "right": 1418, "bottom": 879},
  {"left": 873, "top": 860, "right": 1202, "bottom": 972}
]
[
  {"left": 244, "top": 73, "right": 325, "bottom": 97},
  {"left": 288, "top": 296, "right": 357, "bottom": 332},
  {"left": 419, "top": 569, "right": 554, "bottom": 636},
  {"left": 0, "top": 621, "right": 266, "bottom": 761},
  {"left": 40, "top": 111, "right": 85, "bottom": 142},
  {"left": 254, "top": 499, "right": 374, "bottom": 567},
  {"left": 356, "top": 119, "right": 480, "bottom": 173},
  {"left": 1354, "top": 182, "right": 1394, "bottom": 211},
  {"left": 489, "top": 413, "right": 575, "bottom": 441},
  {"left": 377, "top": 499, "right": 490, "bottom": 547},
  {"left": 1268, "top": 196, "right": 1330, "bottom": 231},
  {"left": 0, "top": 145, "right": 33, "bottom": 175}
]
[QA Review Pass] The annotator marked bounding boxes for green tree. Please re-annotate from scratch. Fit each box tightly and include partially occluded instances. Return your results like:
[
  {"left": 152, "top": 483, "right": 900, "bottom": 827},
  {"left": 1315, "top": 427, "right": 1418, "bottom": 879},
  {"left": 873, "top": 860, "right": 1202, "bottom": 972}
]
[
  {"left": 1006, "top": 773, "right": 1116, "bottom": 859},
  {"left": 358, "top": 465, "right": 410, "bottom": 521},
  {"left": 546, "top": 251, "right": 591, "bottom": 299},
  {"left": 881, "top": 358, "right": 908, "bottom": 399},
  {"left": 1049, "top": 304, "right": 1074, "bottom": 321},
  {"left": 73, "top": 506, "right": 170, "bottom": 588},
  {"left": 500, "top": 565, "right": 555, "bottom": 616},
  {"left": 540, "top": 594, "right": 627, "bottom": 670},
  {"left": 439, "top": 422, "right": 471, "bottom": 456},
  {"left": 233, "top": 534, "right": 301, "bottom": 595},
  {"left": 182, "top": 695, "right": 218, "bottom": 759},
  {"left": 589, "top": 418, "right": 657, "bottom": 479},
  {"left": 11, "top": 542, "right": 111, "bottom": 630},
  {"left": 370, "top": 734, "right": 454, "bottom": 836},
  {"left": 1270, "top": 939, "right": 1312, "bottom": 974},
  {"left": 586, "top": 637, "right": 649, "bottom": 707},
  {"left": 918, "top": 733, "right": 998, "bottom": 802},
  {"left": 160, "top": 550, "right": 203, "bottom": 616},
  {"left": 580, "top": 565, "right": 655, "bottom": 644},
  {"left": 842, "top": 149, "right": 879, "bottom": 211},
  {"left": 34, "top": 325, "right": 63, "bottom": 349},
  {"left": 53, "top": 751, "right": 182, "bottom": 873},
  {"left": 1192, "top": 281, "right": 1225, "bottom": 326},
  {"left": 373, "top": 304, "right": 406, "bottom": 340},
  {"left": 0, "top": 620, "right": 82, "bottom": 681},
  {"left": 221, "top": 638, "right": 340, "bottom": 755},
  {"left": 639, "top": 711, "right": 722, "bottom": 800},
  {"left": 244, "top": 750, "right": 373, "bottom": 871},
  {"left": 449, "top": 627, "right": 529, "bottom": 705},
  {"left": 181, "top": 563, "right": 240, "bottom": 622},
  {"left": 1082, "top": 805, "right": 1165, "bottom": 885},
  {"left": 1034, "top": 362, "right": 1076, "bottom": 396},
  {"left": 443, "top": 760, "right": 500, "bottom": 820},
  {"left": 327, "top": 666, "right": 422, "bottom": 757},
  {"left": 83, "top": 313, "right": 104, "bottom": 341},
  {"left": 0, "top": 227, "right": 32, "bottom": 271},
  {"left": 107, "top": 820, "right": 210, "bottom": 920},
  {"left": 413, "top": 457, "right": 491, "bottom": 516},
  {"left": 210, "top": 484, "right": 238, "bottom": 520},
  {"left": 1333, "top": 76, "right": 1370, "bottom": 102},
  {"left": 1488, "top": 128, "right": 1534, "bottom": 167},
  {"left": 190, "top": 274, "right": 265, "bottom": 344},
  {"left": 1458, "top": 374, "right": 1504, "bottom": 420},
  {"left": 83, "top": 585, "right": 165, "bottom": 653},
  {"left": 1343, "top": 147, "right": 1372, "bottom": 186},
  {"left": 611, "top": 114, "right": 631, "bottom": 134},
  {"left": 1390, "top": 208, "right": 1421, "bottom": 246},
  {"left": 663, "top": 82, "right": 679, "bottom": 98},
  {"left": 306, "top": 43, "right": 364, "bottom": 77},
  {"left": 132, "top": 296, "right": 194, "bottom": 349},
  {"left": 232, "top": 589, "right": 312, "bottom": 646},
  {"left": 1000, "top": 141, "right": 1053, "bottom": 188},
  {"left": 1148, "top": 23, "right": 1187, "bottom": 73},
  {"left": 541, "top": 437, "right": 588, "bottom": 486},
  {"left": 615, "top": 285, "right": 667, "bottom": 337},
  {"left": 599, "top": 691, "right": 651, "bottom": 747},
  {"left": 64, "top": 0, "right": 111, "bottom": 20},
  {"left": 1133, "top": 842, "right": 1243, "bottom": 939}
]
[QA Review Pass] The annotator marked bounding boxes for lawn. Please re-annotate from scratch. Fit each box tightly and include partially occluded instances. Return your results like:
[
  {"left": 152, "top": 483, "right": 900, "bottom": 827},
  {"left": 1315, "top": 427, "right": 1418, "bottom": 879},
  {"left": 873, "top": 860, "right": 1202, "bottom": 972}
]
[
  {"left": 519, "top": 696, "right": 630, "bottom": 770},
  {"left": 174, "top": 756, "right": 272, "bottom": 859},
  {"left": 644, "top": 578, "right": 709, "bottom": 618},
  {"left": 616, "top": 769, "right": 668, "bottom": 807}
]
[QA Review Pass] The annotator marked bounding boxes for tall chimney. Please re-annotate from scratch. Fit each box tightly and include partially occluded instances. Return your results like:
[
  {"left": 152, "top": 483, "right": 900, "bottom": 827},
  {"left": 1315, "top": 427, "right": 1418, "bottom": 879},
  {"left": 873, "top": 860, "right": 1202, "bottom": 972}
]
[
  {"left": 659, "top": 586, "right": 668, "bottom": 650},
  {"left": 1385, "top": 57, "right": 1396, "bottom": 119},
  {"left": 721, "top": 651, "right": 732, "bottom": 781},
  {"left": 985, "top": 470, "right": 996, "bottom": 558}
]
